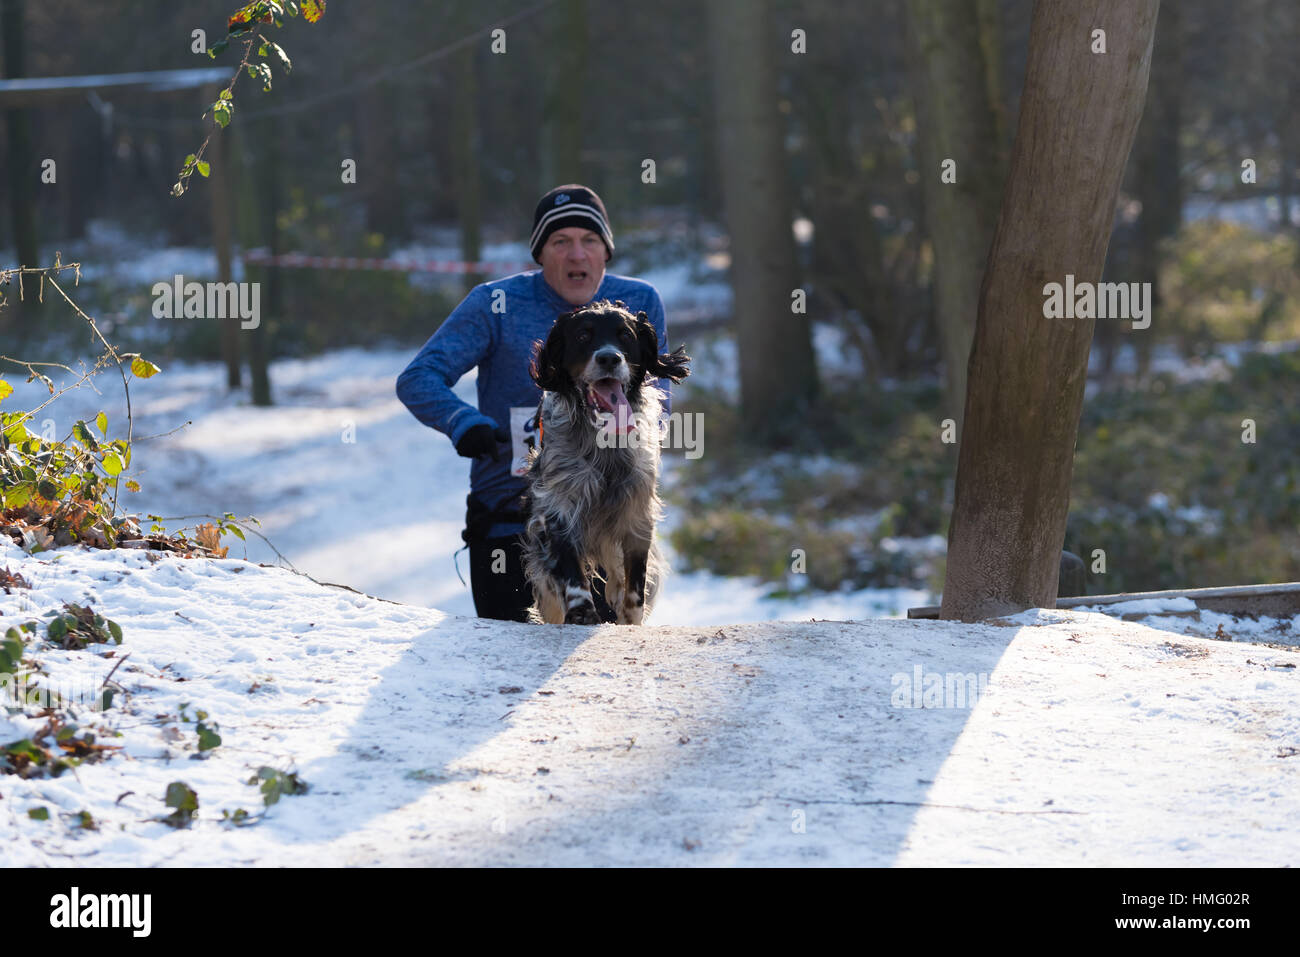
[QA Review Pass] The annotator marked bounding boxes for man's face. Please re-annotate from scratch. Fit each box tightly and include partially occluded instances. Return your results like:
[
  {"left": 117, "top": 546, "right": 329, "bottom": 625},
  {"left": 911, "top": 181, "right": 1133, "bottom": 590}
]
[{"left": 539, "top": 226, "right": 607, "bottom": 306}]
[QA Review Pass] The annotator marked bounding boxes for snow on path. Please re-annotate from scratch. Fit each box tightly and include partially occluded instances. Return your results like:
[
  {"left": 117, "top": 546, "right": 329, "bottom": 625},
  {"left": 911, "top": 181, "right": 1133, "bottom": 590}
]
[{"left": 2, "top": 541, "right": 1297, "bottom": 866}]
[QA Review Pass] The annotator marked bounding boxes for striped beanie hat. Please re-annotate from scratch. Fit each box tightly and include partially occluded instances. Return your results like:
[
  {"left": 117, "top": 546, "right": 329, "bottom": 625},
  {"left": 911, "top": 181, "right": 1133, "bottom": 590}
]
[{"left": 529, "top": 184, "right": 615, "bottom": 263}]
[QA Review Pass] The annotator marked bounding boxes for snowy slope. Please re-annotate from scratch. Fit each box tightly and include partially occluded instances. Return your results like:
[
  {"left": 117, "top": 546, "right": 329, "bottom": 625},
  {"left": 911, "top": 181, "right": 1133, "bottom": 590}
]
[{"left": 2, "top": 540, "right": 1297, "bottom": 867}]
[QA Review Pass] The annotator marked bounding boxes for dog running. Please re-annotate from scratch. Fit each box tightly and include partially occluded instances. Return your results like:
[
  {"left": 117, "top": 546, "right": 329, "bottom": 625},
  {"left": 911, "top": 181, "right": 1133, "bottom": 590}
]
[{"left": 521, "top": 300, "right": 690, "bottom": 625}]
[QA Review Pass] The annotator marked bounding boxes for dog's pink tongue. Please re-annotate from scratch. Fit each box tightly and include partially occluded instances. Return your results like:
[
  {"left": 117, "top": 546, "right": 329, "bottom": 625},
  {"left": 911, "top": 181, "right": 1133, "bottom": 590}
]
[{"left": 596, "top": 382, "right": 635, "bottom": 434}]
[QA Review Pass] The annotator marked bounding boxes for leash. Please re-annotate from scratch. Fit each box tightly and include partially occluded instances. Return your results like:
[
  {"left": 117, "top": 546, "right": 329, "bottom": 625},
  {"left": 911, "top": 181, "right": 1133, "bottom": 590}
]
[{"left": 453, "top": 543, "right": 469, "bottom": 586}]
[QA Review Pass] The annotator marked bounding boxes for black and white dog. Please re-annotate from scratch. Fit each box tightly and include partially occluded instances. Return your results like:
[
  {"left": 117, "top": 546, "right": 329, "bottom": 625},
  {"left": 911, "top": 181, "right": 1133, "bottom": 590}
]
[{"left": 522, "top": 300, "right": 690, "bottom": 625}]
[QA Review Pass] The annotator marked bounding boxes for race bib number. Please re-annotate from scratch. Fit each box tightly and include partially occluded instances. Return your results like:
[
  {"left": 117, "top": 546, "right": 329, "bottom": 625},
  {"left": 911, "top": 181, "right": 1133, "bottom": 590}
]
[{"left": 509, "top": 406, "right": 540, "bottom": 477}]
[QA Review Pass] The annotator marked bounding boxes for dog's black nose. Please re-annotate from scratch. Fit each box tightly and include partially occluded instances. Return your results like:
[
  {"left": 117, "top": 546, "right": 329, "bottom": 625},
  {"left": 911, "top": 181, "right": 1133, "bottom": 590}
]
[{"left": 595, "top": 351, "right": 621, "bottom": 369}]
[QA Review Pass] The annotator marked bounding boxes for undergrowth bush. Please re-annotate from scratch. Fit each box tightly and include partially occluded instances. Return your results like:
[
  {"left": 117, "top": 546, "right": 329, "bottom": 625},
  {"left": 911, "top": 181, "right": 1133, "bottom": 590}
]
[{"left": 1, "top": 261, "right": 247, "bottom": 557}]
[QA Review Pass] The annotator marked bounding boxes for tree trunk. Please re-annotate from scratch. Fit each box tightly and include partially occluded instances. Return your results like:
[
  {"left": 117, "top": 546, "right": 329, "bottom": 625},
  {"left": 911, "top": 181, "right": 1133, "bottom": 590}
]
[
  {"left": 230, "top": 117, "right": 271, "bottom": 404},
  {"left": 975, "top": 0, "right": 1009, "bottom": 166},
  {"left": 906, "top": 0, "right": 1005, "bottom": 426},
  {"left": 357, "top": 83, "right": 405, "bottom": 240},
  {"left": 539, "top": 0, "right": 587, "bottom": 191},
  {"left": 206, "top": 84, "right": 242, "bottom": 390},
  {"left": 249, "top": 117, "right": 277, "bottom": 407},
  {"left": 1131, "top": 1, "right": 1180, "bottom": 380},
  {"left": 708, "top": 0, "right": 818, "bottom": 443},
  {"left": 2, "top": 0, "right": 40, "bottom": 335},
  {"left": 940, "top": 0, "right": 1161, "bottom": 622},
  {"left": 1277, "top": 3, "right": 1300, "bottom": 238},
  {"left": 452, "top": 42, "right": 483, "bottom": 290}
]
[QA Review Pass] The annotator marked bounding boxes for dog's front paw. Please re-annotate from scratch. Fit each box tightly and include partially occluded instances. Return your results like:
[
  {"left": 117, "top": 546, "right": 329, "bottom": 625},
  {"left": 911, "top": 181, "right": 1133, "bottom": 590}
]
[
  {"left": 563, "top": 587, "right": 601, "bottom": 625},
  {"left": 617, "top": 604, "right": 645, "bottom": 626},
  {"left": 564, "top": 600, "right": 601, "bottom": 625}
]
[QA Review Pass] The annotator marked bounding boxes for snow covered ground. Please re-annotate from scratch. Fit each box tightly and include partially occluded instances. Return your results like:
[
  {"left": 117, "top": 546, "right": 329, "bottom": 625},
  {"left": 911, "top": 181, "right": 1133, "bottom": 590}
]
[
  {"left": 4, "top": 222, "right": 1298, "bottom": 865},
  {"left": 2, "top": 540, "right": 1297, "bottom": 866}
]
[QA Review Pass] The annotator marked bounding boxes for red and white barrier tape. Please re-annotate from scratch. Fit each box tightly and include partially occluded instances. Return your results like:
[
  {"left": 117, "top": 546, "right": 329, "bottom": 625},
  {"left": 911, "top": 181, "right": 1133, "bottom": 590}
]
[{"left": 241, "top": 250, "right": 534, "bottom": 274}]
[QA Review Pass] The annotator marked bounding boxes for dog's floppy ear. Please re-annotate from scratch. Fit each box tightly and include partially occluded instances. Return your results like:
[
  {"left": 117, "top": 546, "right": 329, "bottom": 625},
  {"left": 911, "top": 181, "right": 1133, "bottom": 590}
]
[
  {"left": 634, "top": 311, "right": 691, "bottom": 384},
  {"left": 530, "top": 313, "right": 571, "bottom": 392}
]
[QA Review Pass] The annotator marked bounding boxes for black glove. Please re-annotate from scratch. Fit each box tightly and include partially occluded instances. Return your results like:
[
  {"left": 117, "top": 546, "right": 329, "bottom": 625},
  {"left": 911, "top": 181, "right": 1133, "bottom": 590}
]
[{"left": 455, "top": 423, "right": 511, "bottom": 461}]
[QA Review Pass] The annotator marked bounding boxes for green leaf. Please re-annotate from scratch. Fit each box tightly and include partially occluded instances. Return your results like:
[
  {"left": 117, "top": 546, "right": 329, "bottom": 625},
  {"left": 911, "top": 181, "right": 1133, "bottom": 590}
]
[
  {"left": 227, "top": 525, "right": 246, "bottom": 542},
  {"left": 95, "top": 411, "right": 108, "bottom": 435},
  {"left": 73, "top": 420, "right": 99, "bottom": 451},
  {"left": 250, "top": 766, "right": 308, "bottom": 807},
  {"left": 196, "top": 722, "right": 222, "bottom": 751},
  {"left": 36, "top": 478, "right": 59, "bottom": 501},
  {"left": 101, "top": 451, "right": 124, "bottom": 476},
  {"left": 129, "top": 355, "right": 161, "bottom": 379},
  {"left": 27, "top": 807, "right": 49, "bottom": 821},
  {"left": 3, "top": 484, "right": 33, "bottom": 509},
  {"left": 0, "top": 635, "right": 22, "bottom": 673},
  {"left": 4, "top": 418, "right": 31, "bottom": 443},
  {"left": 247, "top": 62, "right": 273, "bottom": 92},
  {"left": 267, "top": 41, "right": 291, "bottom": 73},
  {"left": 196, "top": 160, "right": 210, "bottom": 178},
  {"left": 5, "top": 738, "right": 40, "bottom": 760},
  {"left": 107, "top": 620, "right": 123, "bottom": 644},
  {"left": 165, "top": 781, "right": 199, "bottom": 812},
  {"left": 112, "top": 439, "right": 132, "bottom": 468},
  {"left": 221, "top": 807, "right": 253, "bottom": 826},
  {"left": 47, "top": 617, "right": 67, "bottom": 642}
]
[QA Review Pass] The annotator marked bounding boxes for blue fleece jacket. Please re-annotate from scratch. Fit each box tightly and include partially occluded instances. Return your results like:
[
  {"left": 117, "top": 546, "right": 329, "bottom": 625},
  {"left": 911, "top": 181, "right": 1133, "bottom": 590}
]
[{"left": 396, "top": 270, "right": 671, "bottom": 537}]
